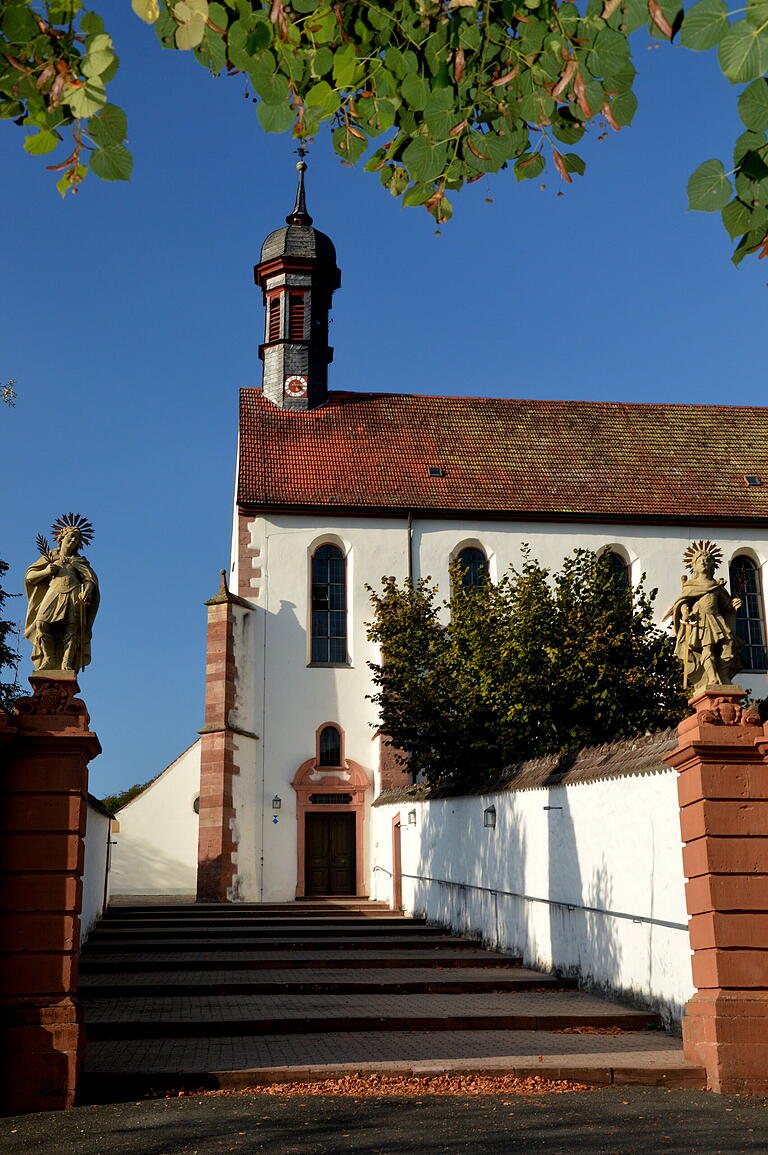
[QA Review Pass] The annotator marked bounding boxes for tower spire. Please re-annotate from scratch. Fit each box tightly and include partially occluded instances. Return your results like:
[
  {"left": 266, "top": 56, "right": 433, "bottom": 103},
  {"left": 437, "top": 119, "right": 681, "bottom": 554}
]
[{"left": 286, "top": 147, "right": 312, "bottom": 227}]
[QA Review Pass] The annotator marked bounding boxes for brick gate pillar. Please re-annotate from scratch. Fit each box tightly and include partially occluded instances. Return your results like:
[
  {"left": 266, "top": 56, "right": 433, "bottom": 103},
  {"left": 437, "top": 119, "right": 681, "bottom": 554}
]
[
  {"left": 664, "top": 687, "right": 768, "bottom": 1095},
  {"left": 0, "top": 673, "right": 101, "bottom": 1113}
]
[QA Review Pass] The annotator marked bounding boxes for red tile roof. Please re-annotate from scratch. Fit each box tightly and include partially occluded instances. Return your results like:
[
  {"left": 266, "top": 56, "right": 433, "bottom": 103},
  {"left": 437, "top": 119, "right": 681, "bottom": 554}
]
[{"left": 238, "top": 389, "right": 768, "bottom": 523}]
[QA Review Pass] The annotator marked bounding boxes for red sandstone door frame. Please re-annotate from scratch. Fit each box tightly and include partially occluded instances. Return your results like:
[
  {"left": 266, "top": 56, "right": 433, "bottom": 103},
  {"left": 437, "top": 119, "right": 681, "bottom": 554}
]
[
  {"left": 392, "top": 812, "right": 403, "bottom": 911},
  {"left": 292, "top": 756, "right": 370, "bottom": 899}
]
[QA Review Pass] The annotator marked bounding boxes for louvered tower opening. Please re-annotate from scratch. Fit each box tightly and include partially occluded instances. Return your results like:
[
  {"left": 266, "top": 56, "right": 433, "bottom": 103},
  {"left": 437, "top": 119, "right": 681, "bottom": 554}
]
[
  {"left": 268, "top": 297, "right": 281, "bottom": 343},
  {"left": 288, "top": 292, "right": 305, "bottom": 341}
]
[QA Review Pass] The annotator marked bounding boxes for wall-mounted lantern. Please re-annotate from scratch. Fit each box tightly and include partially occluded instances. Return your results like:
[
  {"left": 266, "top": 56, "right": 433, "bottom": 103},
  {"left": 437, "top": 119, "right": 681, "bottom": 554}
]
[
  {"left": 272, "top": 795, "right": 282, "bottom": 810},
  {"left": 483, "top": 805, "right": 496, "bottom": 829},
  {"left": 407, "top": 809, "right": 417, "bottom": 825}
]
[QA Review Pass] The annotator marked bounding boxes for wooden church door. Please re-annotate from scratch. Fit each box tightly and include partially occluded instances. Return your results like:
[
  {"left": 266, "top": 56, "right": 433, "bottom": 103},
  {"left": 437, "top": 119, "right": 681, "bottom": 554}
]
[{"left": 304, "top": 812, "right": 356, "bottom": 895}]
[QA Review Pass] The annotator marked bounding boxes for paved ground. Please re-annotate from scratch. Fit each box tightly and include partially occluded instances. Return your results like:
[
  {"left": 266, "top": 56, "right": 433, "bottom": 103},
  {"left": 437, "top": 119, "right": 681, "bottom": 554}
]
[
  {"left": 3, "top": 1088, "right": 768, "bottom": 1154},
  {"left": 85, "top": 1027, "right": 690, "bottom": 1077}
]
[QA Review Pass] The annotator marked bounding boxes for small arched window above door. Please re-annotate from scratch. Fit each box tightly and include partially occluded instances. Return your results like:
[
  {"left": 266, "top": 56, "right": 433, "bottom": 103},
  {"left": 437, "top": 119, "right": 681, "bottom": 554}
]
[
  {"left": 318, "top": 725, "right": 342, "bottom": 767},
  {"left": 311, "top": 543, "right": 347, "bottom": 664},
  {"left": 729, "top": 555, "right": 767, "bottom": 671},
  {"left": 456, "top": 546, "right": 488, "bottom": 588}
]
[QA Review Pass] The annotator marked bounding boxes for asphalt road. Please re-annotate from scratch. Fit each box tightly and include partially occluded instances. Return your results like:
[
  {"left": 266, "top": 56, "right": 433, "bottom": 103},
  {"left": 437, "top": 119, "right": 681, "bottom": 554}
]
[{"left": 3, "top": 1088, "right": 768, "bottom": 1154}]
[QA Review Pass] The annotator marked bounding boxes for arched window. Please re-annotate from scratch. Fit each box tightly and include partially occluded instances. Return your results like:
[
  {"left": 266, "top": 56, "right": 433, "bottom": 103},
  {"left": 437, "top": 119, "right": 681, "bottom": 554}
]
[
  {"left": 456, "top": 547, "right": 488, "bottom": 588},
  {"left": 603, "top": 550, "right": 630, "bottom": 590},
  {"left": 311, "top": 544, "right": 347, "bottom": 664},
  {"left": 729, "top": 555, "right": 767, "bottom": 670},
  {"left": 318, "top": 725, "right": 342, "bottom": 766}
]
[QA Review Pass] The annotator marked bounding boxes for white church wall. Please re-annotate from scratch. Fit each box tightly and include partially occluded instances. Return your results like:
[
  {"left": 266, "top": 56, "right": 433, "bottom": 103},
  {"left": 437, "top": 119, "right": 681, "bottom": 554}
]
[
  {"left": 371, "top": 768, "right": 694, "bottom": 1025},
  {"left": 81, "top": 796, "right": 111, "bottom": 942},
  {"left": 227, "top": 508, "right": 768, "bottom": 902},
  {"left": 109, "top": 741, "right": 200, "bottom": 896},
  {"left": 232, "top": 512, "right": 410, "bottom": 900}
]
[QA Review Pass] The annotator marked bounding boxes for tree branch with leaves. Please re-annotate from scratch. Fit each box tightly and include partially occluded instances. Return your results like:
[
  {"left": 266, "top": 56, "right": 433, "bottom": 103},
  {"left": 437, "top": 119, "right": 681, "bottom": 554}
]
[
  {"left": 366, "top": 549, "right": 689, "bottom": 788},
  {"left": 2, "top": 1, "right": 767, "bottom": 262}
]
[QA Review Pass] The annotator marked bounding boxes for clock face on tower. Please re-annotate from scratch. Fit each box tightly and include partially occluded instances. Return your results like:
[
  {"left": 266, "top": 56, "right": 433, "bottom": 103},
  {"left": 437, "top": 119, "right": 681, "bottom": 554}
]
[{"left": 284, "top": 375, "right": 308, "bottom": 398}]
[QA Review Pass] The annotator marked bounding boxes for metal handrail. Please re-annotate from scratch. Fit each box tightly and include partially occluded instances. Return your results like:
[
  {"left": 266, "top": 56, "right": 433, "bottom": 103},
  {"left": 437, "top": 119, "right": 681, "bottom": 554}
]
[{"left": 396, "top": 871, "right": 687, "bottom": 932}]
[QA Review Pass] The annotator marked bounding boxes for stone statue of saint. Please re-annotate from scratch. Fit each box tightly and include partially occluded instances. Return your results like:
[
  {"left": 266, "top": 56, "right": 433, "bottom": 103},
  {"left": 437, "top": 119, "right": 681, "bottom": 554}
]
[
  {"left": 24, "top": 513, "right": 99, "bottom": 673},
  {"left": 671, "top": 540, "right": 743, "bottom": 693}
]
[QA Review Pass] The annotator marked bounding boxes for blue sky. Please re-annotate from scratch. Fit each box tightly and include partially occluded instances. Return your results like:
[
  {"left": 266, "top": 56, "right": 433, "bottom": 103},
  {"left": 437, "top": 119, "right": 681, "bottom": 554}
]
[{"left": 1, "top": 7, "right": 764, "bottom": 799}]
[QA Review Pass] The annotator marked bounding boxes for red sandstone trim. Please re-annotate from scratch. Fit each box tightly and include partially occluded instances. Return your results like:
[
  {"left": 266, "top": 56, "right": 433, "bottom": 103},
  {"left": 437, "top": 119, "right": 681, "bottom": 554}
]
[
  {"left": 664, "top": 688, "right": 768, "bottom": 1096},
  {"left": 197, "top": 599, "right": 239, "bottom": 902},
  {"left": 291, "top": 756, "right": 370, "bottom": 899}
]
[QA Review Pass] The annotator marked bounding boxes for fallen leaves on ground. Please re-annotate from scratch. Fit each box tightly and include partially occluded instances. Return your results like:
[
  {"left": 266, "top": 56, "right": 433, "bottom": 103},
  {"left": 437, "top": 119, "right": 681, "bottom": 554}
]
[
  {"left": 554, "top": 1026, "right": 627, "bottom": 1035},
  {"left": 162, "top": 1073, "right": 595, "bottom": 1098}
]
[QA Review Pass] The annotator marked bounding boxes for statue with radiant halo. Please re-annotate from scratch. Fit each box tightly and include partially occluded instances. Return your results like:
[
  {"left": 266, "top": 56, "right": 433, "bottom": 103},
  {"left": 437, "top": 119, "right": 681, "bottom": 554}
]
[
  {"left": 671, "top": 540, "right": 743, "bottom": 693},
  {"left": 24, "top": 513, "right": 100, "bottom": 673}
]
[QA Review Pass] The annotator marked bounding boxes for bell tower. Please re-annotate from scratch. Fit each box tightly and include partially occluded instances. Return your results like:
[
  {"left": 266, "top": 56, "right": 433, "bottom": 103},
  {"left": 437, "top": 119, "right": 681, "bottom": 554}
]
[{"left": 254, "top": 157, "right": 341, "bottom": 411}]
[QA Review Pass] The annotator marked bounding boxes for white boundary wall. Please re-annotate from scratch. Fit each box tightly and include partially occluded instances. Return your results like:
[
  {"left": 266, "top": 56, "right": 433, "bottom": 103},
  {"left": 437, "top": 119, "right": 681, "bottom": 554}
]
[
  {"left": 109, "top": 741, "right": 201, "bottom": 895},
  {"left": 81, "top": 796, "right": 111, "bottom": 941},
  {"left": 371, "top": 768, "right": 694, "bottom": 1025}
]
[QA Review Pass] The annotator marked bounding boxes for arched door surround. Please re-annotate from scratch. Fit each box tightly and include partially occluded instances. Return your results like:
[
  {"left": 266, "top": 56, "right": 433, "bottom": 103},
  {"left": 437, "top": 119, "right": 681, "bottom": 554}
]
[{"left": 291, "top": 741, "right": 369, "bottom": 898}]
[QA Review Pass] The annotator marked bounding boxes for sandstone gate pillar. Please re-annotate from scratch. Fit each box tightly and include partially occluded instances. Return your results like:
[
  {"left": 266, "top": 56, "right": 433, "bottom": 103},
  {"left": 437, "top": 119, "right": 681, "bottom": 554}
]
[
  {"left": 0, "top": 672, "right": 100, "bottom": 1113},
  {"left": 664, "top": 687, "right": 768, "bottom": 1095}
]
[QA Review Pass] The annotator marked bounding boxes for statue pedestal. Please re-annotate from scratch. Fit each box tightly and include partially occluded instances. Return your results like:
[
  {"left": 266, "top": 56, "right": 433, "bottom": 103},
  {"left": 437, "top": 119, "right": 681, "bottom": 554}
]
[
  {"left": 664, "top": 687, "right": 768, "bottom": 1095},
  {"left": 0, "top": 673, "right": 100, "bottom": 1113}
]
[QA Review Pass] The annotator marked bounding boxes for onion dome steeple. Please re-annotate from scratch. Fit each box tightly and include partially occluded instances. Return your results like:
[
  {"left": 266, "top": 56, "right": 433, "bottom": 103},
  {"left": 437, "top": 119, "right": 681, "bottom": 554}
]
[{"left": 254, "top": 157, "right": 341, "bottom": 411}]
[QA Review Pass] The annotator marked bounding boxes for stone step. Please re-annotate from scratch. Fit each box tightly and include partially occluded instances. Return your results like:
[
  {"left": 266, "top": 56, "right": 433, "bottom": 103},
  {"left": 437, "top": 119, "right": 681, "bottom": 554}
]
[
  {"left": 77, "top": 965, "right": 574, "bottom": 999},
  {"left": 87, "top": 922, "right": 435, "bottom": 941},
  {"left": 80, "top": 1028, "right": 705, "bottom": 1101},
  {"left": 81, "top": 934, "right": 480, "bottom": 955},
  {"left": 79, "top": 949, "right": 522, "bottom": 974},
  {"left": 98, "top": 914, "right": 415, "bottom": 929},
  {"left": 105, "top": 901, "right": 391, "bottom": 916},
  {"left": 83, "top": 990, "right": 660, "bottom": 1040}
]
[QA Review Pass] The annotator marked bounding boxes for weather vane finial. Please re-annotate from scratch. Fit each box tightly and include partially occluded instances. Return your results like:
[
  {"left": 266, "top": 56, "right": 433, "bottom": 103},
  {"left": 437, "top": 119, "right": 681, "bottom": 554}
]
[{"left": 286, "top": 145, "right": 312, "bottom": 225}]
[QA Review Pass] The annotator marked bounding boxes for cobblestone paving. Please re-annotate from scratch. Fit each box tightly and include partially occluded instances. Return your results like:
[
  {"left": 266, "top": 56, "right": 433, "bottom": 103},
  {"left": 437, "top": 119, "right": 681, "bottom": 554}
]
[
  {"left": 82, "top": 990, "right": 654, "bottom": 1024},
  {"left": 84, "top": 1028, "right": 687, "bottom": 1074}
]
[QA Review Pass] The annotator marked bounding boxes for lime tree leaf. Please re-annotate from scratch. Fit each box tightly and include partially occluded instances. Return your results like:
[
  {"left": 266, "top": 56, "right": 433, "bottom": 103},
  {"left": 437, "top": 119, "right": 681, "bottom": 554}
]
[
  {"left": 401, "top": 75, "right": 430, "bottom": 110},
  {"left": 609, "top": 90, "right": 638, "bottom": 126},
  {"left": 63, "top": 80, "right": 107, "bottom": 118},
  {"left": 23, "top": 129, "right": 60, "bottom": 156},
  {"left": 402, "top": 136, "right": 448, "bottom": 182},
  {"left": 132, "top": 0, "right": 159, "bottom": 21},
  {"left": 718, "top": 20, "right": 768, "bottom": 84},
  {"left": 332, "top": 124, "right": 368, "bottom": 163},
  {"left": 739, "top": 78, "right": 768, "bottom": 131},
  {"left": 90, "top": 143, "right": 133, "bottom": 181},
  {"left": 88, "top": 104, "right": 128, "bottom": 147},
  {"left": 563, "top": 152, "right": 586, "bottom": 175},
  {"left": 687, "top": 158, "right": 732, "bottom": 210},
  {"left": 680, "top": 0, "right": 728, "bottom": 51},
  {"left": 722, "top": 197, "right": 753, "bottom": 238},
  {"left": 746, "top": 0, "right": 768, "bottom": 26},
  {"left": 256, "top": 100, "right": 296, "bottom": 133},
  {"left": 514, "top": 152, "right": 546, "bottom": 181},
  {"left": 83, "top": 33, "right": 115, "bottom": 78},
  {"left": 402, "top": 181, "right": 434, "bottom": 207}
]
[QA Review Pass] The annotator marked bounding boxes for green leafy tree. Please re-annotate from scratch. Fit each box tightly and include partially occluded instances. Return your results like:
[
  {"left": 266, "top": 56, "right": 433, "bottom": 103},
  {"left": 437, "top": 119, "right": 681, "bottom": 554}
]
[
  {"left": 100, "top": 775, "right": 157, "bottom": 813},
  {"left": 0, "top": 558, "right": 22, "bottom": 715},
  {"left": 2, "top": 1, "right": 767, "bottom": 263},
  {"left": 366, "top": 548, "right": 688, "bottom": 787}
]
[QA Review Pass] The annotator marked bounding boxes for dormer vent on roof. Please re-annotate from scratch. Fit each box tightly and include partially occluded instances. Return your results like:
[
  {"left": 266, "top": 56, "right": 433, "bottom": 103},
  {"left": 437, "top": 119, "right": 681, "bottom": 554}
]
[{"left": 254, "top": 158, "right": 341, "bottom": 412}]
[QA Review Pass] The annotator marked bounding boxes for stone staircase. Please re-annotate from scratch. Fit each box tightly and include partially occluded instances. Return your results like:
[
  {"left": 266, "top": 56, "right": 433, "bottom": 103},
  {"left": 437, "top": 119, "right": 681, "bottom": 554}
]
[{"left": 78, "top": 900, "right": 704, "bottom": 1100}]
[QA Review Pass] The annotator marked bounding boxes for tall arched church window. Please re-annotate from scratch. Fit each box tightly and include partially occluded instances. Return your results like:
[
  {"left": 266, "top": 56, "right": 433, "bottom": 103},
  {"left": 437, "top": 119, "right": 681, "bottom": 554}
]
[
  {"left": 318, "top": 725, "right": 342, "bottom": 766},
  {"left": 457, "top": 547, "right": 488, "bottom": 588},
  {"left": 729, "top": 556, "right": 767, "bottom": 670},
  {"left": 311, "top": 544, "right": 347, "bottom": 664},
  {"left": 604, "top": 550, "right": 630, "bottom": 590}
]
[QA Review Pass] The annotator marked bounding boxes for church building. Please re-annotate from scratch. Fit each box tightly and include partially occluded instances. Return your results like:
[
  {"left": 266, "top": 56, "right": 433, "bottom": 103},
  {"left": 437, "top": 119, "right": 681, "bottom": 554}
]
[{"left": 109, "top": 164, "right": 768, "bottom": 902}]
